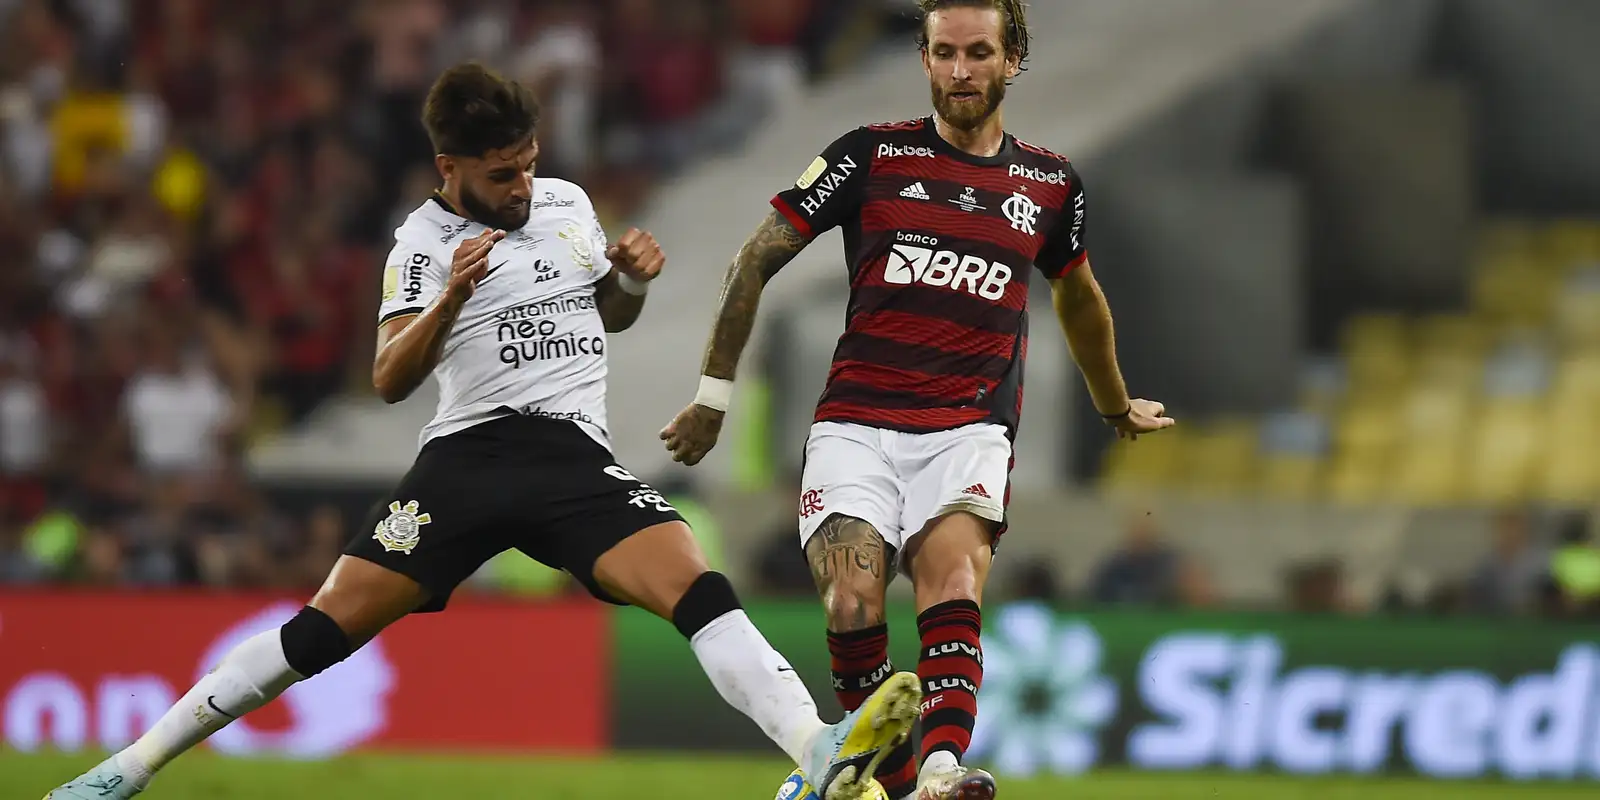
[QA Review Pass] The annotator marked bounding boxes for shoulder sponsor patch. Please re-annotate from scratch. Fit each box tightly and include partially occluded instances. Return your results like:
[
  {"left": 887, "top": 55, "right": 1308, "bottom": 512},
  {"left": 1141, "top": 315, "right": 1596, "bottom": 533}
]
[
  {"left": 796, "top": 156, "right": 828, "bottom": 189},
  {"left": 381, "top": 265, "right": 399, "bottom": 301}
]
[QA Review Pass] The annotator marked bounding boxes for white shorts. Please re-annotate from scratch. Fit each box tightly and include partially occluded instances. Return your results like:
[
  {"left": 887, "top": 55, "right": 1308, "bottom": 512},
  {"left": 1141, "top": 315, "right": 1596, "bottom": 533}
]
[{"left": 797, "top": 421, "right": 1013, "bottom": 577}]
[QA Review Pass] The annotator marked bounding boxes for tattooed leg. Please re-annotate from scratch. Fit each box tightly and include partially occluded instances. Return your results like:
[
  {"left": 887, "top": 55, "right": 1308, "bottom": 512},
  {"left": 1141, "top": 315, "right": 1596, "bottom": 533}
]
[
  {"left": 808, "top": 514, "right": 918, "bottom": 795},
  {"left": 807, "top": 514, "right": 893, "bottom": 633}
]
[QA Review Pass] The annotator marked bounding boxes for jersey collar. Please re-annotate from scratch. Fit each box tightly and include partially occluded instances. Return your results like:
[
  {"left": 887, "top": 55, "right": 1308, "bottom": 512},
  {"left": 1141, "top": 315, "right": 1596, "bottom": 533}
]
[{"left": 922, "top": 115, "right": 1014, "bottom": 167}]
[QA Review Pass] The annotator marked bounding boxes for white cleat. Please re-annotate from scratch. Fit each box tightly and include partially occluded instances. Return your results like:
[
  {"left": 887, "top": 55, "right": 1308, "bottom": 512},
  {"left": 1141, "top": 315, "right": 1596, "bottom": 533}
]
[{"left": 800, "top": 671, "right": 922, "bottom": 800}]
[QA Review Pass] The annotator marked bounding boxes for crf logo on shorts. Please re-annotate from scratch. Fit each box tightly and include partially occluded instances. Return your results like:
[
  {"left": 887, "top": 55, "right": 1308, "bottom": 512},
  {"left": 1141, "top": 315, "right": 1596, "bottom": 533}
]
[
  {"left": 884, "top": 244, "right": 1012, "bottom": 301},
  {"left": 798, "top": 488, "right": 825, "bottom": 519}
]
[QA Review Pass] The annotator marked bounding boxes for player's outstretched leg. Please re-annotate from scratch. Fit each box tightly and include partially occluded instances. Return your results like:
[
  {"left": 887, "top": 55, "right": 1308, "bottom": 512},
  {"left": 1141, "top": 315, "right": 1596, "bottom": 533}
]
[
  {"left": 808, "top": 515, "right": 921, "bottom": 799},
  {"left": 45, "top": 558, "right": 424, "bottom": 799},
  {"left": 907, "top": 513, "right": 998, "bottom": 800},
  {"left": 591, "top": 521, "right": 919, "bottom": 800}
]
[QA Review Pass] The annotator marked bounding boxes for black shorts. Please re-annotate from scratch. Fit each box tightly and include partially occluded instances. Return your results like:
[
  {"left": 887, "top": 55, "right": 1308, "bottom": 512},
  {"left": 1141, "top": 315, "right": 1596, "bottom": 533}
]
[{"left": 346, "top": 414, "right": 685, "bottom": 612}]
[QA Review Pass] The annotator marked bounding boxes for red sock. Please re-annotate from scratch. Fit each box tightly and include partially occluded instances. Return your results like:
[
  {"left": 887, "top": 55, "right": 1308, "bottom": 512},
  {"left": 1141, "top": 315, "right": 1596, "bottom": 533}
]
[
  {"left": 827, "top": 625, "right": 891, "bottom": 712},
  {"left": 826, "top": 625, "right": 918, "bottom": 798},
  {"left": 917, "top": 600, "right": 983, "bottom": 766}
]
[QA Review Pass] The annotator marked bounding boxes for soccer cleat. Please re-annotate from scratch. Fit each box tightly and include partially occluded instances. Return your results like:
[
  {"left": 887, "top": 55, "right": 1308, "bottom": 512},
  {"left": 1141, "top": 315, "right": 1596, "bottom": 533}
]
[
  {"left": 775, "top": 768, "right": 890, "bottom": 800},
  {"left": 45, "top": 756, "right": 143, "bottom": 799},
  {"left": 914, "top": 765, "right": 996, "bottom": 800},
  {"left": 800, "top": 671, "right": 922, "bottom": 800}
]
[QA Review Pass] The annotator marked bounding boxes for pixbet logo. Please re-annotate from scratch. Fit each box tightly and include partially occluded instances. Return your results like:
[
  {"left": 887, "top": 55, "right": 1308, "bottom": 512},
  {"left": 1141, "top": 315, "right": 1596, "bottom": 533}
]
[
  {"left": 878, "top": 143, "right": 934, "bottom": 158},
  {"left": 884, "top": 237, "right": 1012, "bottom": 301},
  {"left": 1009, "top": 163, "right": 1068, "bottom": 185}
]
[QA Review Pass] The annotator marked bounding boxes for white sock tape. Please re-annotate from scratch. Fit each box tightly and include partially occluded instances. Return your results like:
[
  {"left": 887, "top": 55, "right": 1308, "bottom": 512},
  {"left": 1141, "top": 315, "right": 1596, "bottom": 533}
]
[
  {"left": 617, "top": 272, "right": 649, "bottom": 296},
  {"left": 694, "top": 376, "right": 734, "bottom": 412}
]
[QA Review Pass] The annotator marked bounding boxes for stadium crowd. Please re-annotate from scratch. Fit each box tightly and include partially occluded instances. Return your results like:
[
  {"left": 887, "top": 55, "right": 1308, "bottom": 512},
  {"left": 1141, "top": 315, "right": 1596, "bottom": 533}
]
[
  {"left": 0, "top": 0, "right": 894, "bottom": 589},
  {"left": 2, "top": 0, "right": 1594, "bottom": 620}
]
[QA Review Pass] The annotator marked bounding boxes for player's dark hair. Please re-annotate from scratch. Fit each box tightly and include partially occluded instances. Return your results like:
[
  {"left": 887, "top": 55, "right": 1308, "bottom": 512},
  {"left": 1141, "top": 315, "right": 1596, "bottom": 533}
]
[
  {"left": 915, "top": 0, "right": 1032, "bottom": 77},
  {"left": 421, "top": 63, "right": 541, "bottom": 157}
]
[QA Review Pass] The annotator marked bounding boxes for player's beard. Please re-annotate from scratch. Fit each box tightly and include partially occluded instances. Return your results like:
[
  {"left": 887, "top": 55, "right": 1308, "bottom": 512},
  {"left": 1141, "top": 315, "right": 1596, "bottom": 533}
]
[
  {"left": 931, "top": 75, "right": 1006, "bottom": 132},
  {"left": 460, "top": 183, "right": 531, "bottom": 231}
]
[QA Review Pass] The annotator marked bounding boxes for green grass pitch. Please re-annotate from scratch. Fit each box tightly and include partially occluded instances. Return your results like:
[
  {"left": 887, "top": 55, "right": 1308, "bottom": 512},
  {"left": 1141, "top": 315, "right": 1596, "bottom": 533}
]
[{"left": 2, "top": 752, "right": 1593, "bottom": 799}]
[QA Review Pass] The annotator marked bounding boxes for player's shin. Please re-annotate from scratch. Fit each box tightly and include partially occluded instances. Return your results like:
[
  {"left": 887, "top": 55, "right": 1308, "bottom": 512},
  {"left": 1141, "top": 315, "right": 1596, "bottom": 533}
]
[
  {"left": 675, "top": 571, "right": 826, "bottom": 765},
  {"left": 829, "top": 626, "right": 919, "bottom": 798},
  {"left": 915, "top": 600, "right": 984, "bottom": 780},
  {"left": 120, "top": 607, "right": 350, "bottom": 786}
]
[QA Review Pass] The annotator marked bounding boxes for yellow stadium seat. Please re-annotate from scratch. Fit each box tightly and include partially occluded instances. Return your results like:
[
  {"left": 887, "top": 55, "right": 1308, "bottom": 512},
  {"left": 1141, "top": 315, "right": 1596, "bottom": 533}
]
[
  {"left": 1333, "top": 403, "right": 1401, "bottom": 461},
  {"left": 1541, "top": 220, "right": 1600, "bottom": 270},
  {"left": 1180, "top": 420, "right": 1259, "bottom": 497},
  {"left": 1554, "top": 287, "right": 1600, "bottom": 348},
  {"left": 1099, "top": 428, "right": 1186, "bottom": 495},
  {"left": 1341, "top": 313, "right": 1410, "bottom": 357},
  {"left": 1410, "top": 349, "right": 1483, "bottom": 395},
  {"left": 1536, "top": 439, "right": 1600, "bottom": 506},
  {"left": 1412, "top": 313, "right": 1492, "bottom": 357},
  {"left": 1397, "top": 384, "right": 1473, "bottom": 445},
  {"left": 1324, "top": 454, "right": 1389, "bottom": 505},
  {"left": 1258, "top": 454, "right": 1322, "bottom": 501},
  {"left": 1388, "top": 444, "right": 1465, "bottom": 506},
  {"left": 1471, "top": 260, "right": 1559, "bottom": 327},
  {"left": 1464, "top": 398, "right": 1543, "bottom": 503}
]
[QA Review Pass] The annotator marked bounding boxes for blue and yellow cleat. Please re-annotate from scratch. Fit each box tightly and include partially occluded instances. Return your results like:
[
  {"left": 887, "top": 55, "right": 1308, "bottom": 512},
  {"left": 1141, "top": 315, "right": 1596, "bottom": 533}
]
[
  {"left": 776, "top": 767, "right": 889, "bottom": 800},
  {"left": 799, "top": 671, "right": 921, "bottom": 800},
  {"left": 45, "top": 756, "right": 143, "bottom": 799}
]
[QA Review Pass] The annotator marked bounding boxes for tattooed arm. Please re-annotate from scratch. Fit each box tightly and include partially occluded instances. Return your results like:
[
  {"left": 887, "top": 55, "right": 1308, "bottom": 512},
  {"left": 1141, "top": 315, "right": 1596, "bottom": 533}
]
[
  {"left": 701, "top": 210, "right": 809, "bottom": 380},
  {"left": 660, "top": 210, "right": 810, "bottom": 465}
]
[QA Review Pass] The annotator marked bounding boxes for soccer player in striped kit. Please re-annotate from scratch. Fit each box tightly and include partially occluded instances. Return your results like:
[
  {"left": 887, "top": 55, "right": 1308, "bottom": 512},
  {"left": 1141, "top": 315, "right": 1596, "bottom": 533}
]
[{"left": 663, "top": 2, "right": 1174, "bottom": 798}]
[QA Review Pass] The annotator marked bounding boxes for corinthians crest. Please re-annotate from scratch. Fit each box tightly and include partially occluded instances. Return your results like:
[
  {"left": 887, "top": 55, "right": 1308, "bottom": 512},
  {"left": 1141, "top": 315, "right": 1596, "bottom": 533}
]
[
  {"left": 373, "top": 500, "right": 431, "bottom": 555},
  {"left": 559, "top": 222, "right": 595, "bottom": 270}
]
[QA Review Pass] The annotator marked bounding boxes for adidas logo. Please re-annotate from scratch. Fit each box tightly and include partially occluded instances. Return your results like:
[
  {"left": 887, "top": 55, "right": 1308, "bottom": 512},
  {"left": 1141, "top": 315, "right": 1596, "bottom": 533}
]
[
  {"left": 900, "top": 182, "right": 930, "bottom": 200},
  {"left": 961, "top": 484, "right": 991, "bottom": 499}
]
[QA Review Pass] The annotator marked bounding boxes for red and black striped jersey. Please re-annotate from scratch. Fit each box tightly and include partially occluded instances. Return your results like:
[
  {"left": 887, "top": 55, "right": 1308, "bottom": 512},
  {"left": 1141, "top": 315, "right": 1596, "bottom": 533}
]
[{"left": 771, "top": 117, "right": 1089, "bottom": 436}]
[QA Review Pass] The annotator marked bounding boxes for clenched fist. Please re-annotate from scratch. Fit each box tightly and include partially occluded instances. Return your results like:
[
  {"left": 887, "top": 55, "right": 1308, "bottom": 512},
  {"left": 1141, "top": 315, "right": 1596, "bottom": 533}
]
[{"left": 607, "top": 228, "right": 665, "bottom": 285}]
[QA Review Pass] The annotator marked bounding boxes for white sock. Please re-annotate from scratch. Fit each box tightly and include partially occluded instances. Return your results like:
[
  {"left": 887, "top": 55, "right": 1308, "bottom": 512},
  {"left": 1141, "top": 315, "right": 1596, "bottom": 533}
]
[
  {"left": 689, "top": 610, "right": 827, "bottom": 766},
  {"left": 920, "top": 750, "right": 961, "bottom": 783},
  {"left": 120, "top": 628, "right": 304, "bottom": 785}
]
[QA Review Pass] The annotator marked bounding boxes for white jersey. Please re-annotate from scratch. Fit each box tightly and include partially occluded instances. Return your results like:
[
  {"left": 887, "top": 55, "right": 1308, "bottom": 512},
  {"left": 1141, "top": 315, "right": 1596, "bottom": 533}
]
[{"left": 377, "top": 179, "right": 614, "bottom": 451}]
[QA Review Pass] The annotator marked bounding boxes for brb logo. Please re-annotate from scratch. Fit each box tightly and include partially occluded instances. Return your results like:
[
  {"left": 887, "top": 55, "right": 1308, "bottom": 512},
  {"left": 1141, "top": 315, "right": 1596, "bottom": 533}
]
[{"left": 884, "top": 233, "right": 1012, "bottom": 301}]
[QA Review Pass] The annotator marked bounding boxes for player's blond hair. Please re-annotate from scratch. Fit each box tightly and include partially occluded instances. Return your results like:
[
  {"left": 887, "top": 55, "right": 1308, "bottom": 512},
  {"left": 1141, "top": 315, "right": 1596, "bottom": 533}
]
[{"left": 915, "top": 0, "right": 1032, "bottom": 76}]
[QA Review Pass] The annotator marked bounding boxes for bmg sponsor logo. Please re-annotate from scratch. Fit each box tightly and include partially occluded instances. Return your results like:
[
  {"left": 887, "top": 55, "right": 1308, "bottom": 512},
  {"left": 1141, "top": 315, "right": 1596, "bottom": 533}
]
[{"left": 403, "top": 253, "right": 430, "bottom": 303}]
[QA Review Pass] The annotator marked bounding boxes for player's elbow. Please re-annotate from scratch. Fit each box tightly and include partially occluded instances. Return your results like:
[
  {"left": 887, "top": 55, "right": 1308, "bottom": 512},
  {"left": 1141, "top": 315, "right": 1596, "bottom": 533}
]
[{"left": 371, "top": 367, "right": 413, "bottom": 405}]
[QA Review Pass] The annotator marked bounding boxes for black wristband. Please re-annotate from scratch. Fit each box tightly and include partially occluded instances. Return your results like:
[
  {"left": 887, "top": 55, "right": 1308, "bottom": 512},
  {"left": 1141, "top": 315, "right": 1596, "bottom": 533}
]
[{"left": 1101, "top": 406, "right": 1132, "bottom": 420}]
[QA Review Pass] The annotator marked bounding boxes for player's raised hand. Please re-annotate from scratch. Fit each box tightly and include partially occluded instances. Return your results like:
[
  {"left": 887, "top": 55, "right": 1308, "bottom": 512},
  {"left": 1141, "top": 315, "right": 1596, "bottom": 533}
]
[
  {"left": 1104, "top": 398, "right": 1175, "bottom": 441},
  {"left": 606, "top": 228, "right": 665, "bottom": 284},
  {"left": 660, "top": 403, "right": 724, "bottom": 466},
  {"left": 446, "top": 228, "right": 505, "bottom": 304}
]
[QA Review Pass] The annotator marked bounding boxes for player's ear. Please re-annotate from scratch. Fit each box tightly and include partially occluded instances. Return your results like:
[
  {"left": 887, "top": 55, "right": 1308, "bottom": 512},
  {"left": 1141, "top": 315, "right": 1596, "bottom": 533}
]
[
  {"left": 921, "top": 47, "right": 933, "bottom": 79},
  {"left": 1005, "top": 51, "right": 1021, "bottom": 79},
  {"left": 434, "top": 153, "right": 455, "bottom": 183}
]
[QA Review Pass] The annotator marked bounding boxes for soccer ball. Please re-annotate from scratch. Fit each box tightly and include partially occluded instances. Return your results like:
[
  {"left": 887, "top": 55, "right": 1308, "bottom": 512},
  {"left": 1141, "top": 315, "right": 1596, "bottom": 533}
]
[{"left": 774, "top": 769, "right": 889, "bottom": 800}]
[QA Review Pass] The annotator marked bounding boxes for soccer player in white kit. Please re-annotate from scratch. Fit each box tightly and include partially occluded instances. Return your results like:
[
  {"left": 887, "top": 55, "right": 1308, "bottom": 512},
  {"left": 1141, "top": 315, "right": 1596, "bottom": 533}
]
[{"left": 47, "top": 63, "right": 918, "bottom": 800}]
